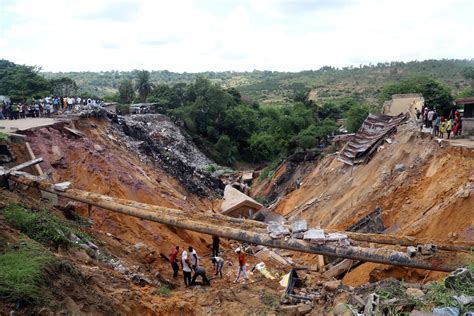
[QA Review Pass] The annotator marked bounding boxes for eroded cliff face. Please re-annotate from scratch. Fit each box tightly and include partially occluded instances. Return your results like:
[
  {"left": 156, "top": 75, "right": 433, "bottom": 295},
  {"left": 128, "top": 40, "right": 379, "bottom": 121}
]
[{"left": 253, "top": 124, "right": 474, "bottom": 284}]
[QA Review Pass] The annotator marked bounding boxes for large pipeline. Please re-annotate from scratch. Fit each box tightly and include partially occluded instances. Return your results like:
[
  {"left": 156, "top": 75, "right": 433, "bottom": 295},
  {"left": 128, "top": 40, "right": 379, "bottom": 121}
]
[{"left": 7, "top": 171, "right": 468, "bottom": 272}]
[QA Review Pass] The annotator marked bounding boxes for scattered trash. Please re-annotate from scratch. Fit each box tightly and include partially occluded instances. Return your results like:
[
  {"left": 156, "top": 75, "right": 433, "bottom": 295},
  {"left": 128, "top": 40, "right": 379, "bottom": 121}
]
[
  {"left": 254, "top": 262, "right": 275, "bottom": 280},
  {"left": 280, "top": 272, "right": 290, "bottom": 288},
  {"left": 393, "top": 164, "right": 406, "bottom": 173},
  {"left": 452, "top": 294, "right": 474, "bottom": 306},
  {"left": 445, "top": 268, "right": 472, "bottom": 289},
  {"left": 432, "top": 307, "right": 460, "bottom": 316},
  {"left": 364, "top": 293, "right": 380, "bottom": 315}
]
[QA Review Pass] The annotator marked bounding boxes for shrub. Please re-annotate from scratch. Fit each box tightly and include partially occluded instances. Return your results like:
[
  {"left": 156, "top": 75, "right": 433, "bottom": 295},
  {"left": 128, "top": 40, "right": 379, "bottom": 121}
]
[
  {"left": 1, "top": 204, "right": 91, "bottom": 248},
  {"left": 153, "top": 285, "right": 172, "bottom": 297}
]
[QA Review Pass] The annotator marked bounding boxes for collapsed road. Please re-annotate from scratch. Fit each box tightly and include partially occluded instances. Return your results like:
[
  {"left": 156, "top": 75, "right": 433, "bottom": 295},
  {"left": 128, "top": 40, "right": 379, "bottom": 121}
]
[{"left": 5, "top": 167, "right": 472, "bottom": 272}]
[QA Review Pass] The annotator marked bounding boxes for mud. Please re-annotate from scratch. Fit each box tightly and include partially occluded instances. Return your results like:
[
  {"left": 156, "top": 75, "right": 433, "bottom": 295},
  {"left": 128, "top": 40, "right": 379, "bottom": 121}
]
[{"left": 255, "top": 124, "right": 474, "bottom": 285}]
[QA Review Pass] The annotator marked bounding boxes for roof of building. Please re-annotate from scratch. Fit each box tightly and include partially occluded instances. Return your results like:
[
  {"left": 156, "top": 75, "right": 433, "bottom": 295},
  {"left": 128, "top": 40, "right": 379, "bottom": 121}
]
[
  {"left": 338, "top": 113, "right": 408, "bottom": 165},
  {"left": 221, "top": 185, "right": 263, "bottom": 215},
  {"left": 455, "top": 97, "right": 474, "bottom": 105}
]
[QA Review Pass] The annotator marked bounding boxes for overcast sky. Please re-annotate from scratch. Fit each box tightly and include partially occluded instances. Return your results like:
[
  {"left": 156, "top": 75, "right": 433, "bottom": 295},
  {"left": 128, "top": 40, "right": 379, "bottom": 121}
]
[{"left": 1, "top": 0, "right": 473, "bottom": 72}]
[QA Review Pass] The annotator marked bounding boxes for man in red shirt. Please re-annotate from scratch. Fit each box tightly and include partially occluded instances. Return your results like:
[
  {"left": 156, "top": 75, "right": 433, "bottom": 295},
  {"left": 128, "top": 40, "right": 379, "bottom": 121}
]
[
  {"left": 234, "top": 248, "right": 248, "bottom": 283},
  {"left": 169, "top": 245, "right": 179, "bottom": 278}
]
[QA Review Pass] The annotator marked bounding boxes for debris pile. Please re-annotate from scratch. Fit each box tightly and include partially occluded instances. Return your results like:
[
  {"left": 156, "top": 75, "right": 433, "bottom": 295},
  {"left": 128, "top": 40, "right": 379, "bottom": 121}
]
[
  {"left": 266, "top": 219, "right": 349, "bottom": 246},
  {"left": 113, "top": 114, "right": 224, "bottom": 197},
  {"left": 338, "top": 113, "right": 408, "bottom": 165}
]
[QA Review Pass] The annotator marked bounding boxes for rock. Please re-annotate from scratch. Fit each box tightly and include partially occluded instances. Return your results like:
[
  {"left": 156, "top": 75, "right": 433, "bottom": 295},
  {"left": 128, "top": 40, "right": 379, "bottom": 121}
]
[
  {"left": 279, "top": 304, "right": 299, "bottom": 316},
  {"left": 297, "top": 303, "right": 313, "bottom": 315},
  {"left": 291, "top": 219, "right": 308, "bottom": 233},
  {"left": 349, "top": 294, "right": 366, "bottom": 308},
  {"left": 53, "top": 181, "right": 71, "bottom": 192},
  {"left": 432, "top": 307, "right": 460, "bottom": 316},
  {"left": 303, "top": 229, "right": 325, "bottom": 242},
  {"left": 333, "top": 303, "right": 354, "bottom": 316},
  {"left": 393, "top": 164, "right": 406, "bottom": 172},
  {"left": 267, "top": 224, "right": 290, "bottom": 239},
  {"left": 364, "top": 293, "right": 380, "bottom": 315},
  {"left": 323, "top": 280, "right": 341, "bottom": 292},
  {"left": 410, "top": 310, "right": 435, "bottom": 316},
  {"left": 445, "top": 268, "right": 472, "bottom": 289},
  {"left": 93, "top": 144, "right": 104, "bottom": 152},
  {"left": 131, "top": 274, "right": 152, "bottom": 287},
  {"left": 405, "top": 288, "right": 425, "bottom": 299},
  {"left": 133, "top": 242, "right": 145, "bottom": 250},
  {"left": 407, "top": 246, "right": 417, "bottom": 257}
]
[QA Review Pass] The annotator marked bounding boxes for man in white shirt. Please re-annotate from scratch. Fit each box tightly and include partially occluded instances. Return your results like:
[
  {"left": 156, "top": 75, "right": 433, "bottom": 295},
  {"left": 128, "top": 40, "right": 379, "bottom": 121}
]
[
  {"left": 427, "top": 109, "right": 435, "bottom": 128},
  {"left": 189, "top": 246, "right": 198, "bottom": 271},
  {"left": 182, "top": 250, "right": 192, "bottom": 286}
]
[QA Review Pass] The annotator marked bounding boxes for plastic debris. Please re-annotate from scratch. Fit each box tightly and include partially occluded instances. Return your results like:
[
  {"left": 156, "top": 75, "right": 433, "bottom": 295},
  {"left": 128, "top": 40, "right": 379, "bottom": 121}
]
[
  {"left": 255, "top": 262, "right": 275, "bottom": 280},
  {"left": 432, "top": 307, "right": 460, "bottom": 316}
]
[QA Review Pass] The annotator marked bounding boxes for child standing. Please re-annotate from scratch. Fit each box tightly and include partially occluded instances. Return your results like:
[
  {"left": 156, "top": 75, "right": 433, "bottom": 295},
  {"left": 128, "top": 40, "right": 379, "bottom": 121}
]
[
  {"left": 439, "top": 117, "right": 446, "bottom": 139},
  {"left": 446, "top": 119, "right": 453, "bottom": 139}
]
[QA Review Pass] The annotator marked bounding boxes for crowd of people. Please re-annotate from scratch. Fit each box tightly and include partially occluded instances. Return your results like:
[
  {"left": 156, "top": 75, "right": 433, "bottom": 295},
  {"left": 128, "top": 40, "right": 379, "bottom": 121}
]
[
  {"left": 0, "top": 96, "right": 102, "bottom": 120},
  {"left": 168, "top": 235, "right": 248, "bottom": 287},
  {"left": 416, "top": 107, "right": 463, "bottom": 139}
]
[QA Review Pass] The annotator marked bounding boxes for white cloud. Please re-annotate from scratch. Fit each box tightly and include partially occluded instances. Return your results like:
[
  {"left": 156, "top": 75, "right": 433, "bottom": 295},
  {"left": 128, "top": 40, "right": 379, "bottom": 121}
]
[{"left": 0, "top": 0, "right": 472, "bottom": 72}]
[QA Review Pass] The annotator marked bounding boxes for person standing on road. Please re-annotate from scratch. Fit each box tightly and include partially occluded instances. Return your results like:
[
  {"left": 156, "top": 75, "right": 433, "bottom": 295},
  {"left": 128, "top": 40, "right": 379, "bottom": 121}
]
[
  {"left": 212, "top": 235, "right": 220, "bottom": 257},
  {"left": 234, "top": 248, "right": 248, "bottom": 283},
  {"left": 433, "top": 115, "right": 440, "bottom": 137},
  {"left": 446, "top": 119, "right": 453, "bottom": 139},
  {"left": 427, "top": 109, "right": 435, "bottom": 128},
  {"left": 181, "top": 249, "right": 192, "bottom": 286},
  {"left": 212, "top": 256, "right": 225, "bottom": 278},
  {"left": 169, "top": 245, "right": 179, "bottom": 278}
]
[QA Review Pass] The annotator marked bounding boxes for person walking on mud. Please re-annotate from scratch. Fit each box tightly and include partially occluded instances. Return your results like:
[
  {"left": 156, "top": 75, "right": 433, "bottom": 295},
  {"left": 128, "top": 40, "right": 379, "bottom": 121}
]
[
  {"left": 234, "top": 248, "right": 248, "bottom": 283},
  {"left": 181, "top": 249, "right": 192, "bottom": 286},
  {"left": 212, "top": 235, "right": 220, "bottom": 257},
  {"left": 169, "top": 245, "right": 179, "bottom": 278},
  {"left": 212, "top": 256, "right": 225, "bottom": 278}
]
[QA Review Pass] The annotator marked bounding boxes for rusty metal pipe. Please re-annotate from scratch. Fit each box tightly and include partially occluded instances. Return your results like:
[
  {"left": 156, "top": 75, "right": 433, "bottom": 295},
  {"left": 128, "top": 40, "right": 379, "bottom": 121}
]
[{"left": 8, "top": 172, "right": 465, "bottom": 272}]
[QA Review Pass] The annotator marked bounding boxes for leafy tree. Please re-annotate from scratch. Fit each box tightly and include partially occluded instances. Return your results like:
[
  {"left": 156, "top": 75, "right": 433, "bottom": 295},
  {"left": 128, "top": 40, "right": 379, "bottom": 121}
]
[
  {"left": 462, "top": 67, "right": 474, "bottom": 89},
  {"left": 249, "top": 132, "right": 279, "bottom": 162},
  {"left": 214, "top": 135, "right": 238, "bottom": 165},
  {"left": 49, "top": 77, "right": 77, "bottom": 96},
  {"left": 118, "top": 79, "right": 135, "bottom": 104},
  {"left": 134, "top": 70, "right": 152, "bottom": 102},
  {"left": 346, "top": 104, "right": 369, "bottom": 133},
  {"left": 0, "top": 59, "right": 50, "bottom": 102}
]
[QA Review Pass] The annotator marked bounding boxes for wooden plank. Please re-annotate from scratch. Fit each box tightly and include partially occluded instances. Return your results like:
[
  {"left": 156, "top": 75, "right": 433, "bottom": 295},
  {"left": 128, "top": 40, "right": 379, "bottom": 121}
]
[
  {"left": 25, "top": 142, "right": 43, "bottom": 176},
  {"left": 323, "top": 259, "right": 355, "bottom": 279},
  {"left": 6, "top": 158, "right": 43, "bottom": 174},
  {"left": 64, "top": 127, "right": 85, "bottom": 137}
]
